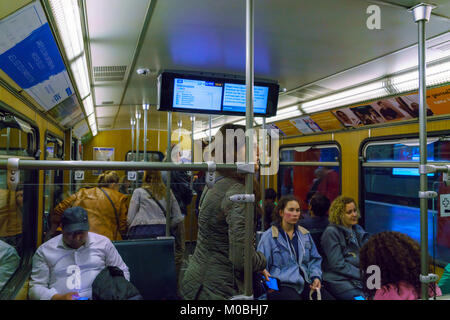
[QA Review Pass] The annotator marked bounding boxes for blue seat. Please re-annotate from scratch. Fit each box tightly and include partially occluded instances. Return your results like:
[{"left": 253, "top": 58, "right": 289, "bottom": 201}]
[{"left": 113, "top": 237, "right": 178, "bottom": 300}]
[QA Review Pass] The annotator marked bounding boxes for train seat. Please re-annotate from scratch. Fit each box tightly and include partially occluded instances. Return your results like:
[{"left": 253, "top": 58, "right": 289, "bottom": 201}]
[{"left": 113, "top": 237, "right": 178, "bottom": 300}]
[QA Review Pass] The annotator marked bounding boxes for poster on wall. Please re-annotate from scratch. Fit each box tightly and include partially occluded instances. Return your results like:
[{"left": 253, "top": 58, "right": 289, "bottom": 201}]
[
  {"left": 0, "top": 2, "right": 74, "bottom": 110},
  {"left": 92, "top": 147, "right": 114, "bottom": 175},
  {"left": 309, "top": 111, "right": 344, "bottom": 131},
  {"left": 289, "top": 116, "right": 323, "bottom": 134},
  {"left": 426, "top": 86, "right": 450, "bottom": 115},
  {"left": 266, "top": 123, "right": 287, "bottom": 136},
  {"left": 332, "top": 108, "right": 362, "bottom": 128},
  {"left": 47, "top": 95, "right": 84, "bottom": 128},
  {"left": 332, "top": 92, "right": 436, "bottom": 127}
]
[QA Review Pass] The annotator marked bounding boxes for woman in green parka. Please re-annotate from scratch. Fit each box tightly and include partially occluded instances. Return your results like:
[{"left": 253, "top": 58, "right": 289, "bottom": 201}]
[{"left": 180, "top": 124, "right": 269, "bottom": 300}]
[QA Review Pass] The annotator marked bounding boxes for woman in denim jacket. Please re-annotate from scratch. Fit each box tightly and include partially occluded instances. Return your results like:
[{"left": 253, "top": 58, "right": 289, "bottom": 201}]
[
  {"left": 320, "top": 196, "right": 370, "bottom": 300},
  {"left": 257, "top": 195, "right": 323, "bottom": 300}
]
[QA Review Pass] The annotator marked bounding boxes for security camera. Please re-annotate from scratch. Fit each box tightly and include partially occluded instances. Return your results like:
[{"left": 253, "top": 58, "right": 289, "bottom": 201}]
[{"left": 136, "top": 68, "right": 151, "bottom": 76}]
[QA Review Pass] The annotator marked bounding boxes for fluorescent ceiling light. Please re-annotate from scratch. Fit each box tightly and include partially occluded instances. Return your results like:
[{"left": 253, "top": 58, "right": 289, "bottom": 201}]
[
  {"left": 71, "top": 55, "right": 90, "bottom": 99},
  {"left": 391, "top": 60, "right": 450, "bottom": 93},
  {"left": 88, "top": 113, "right": 96, "bottom": 127},
  {"left": 302, "top": 82, "right": 387, "bottom": 113},
  {"left": 301, "top": 59, "right": 450, "bottom": 114},
  {"left": 83, "top": 95, "right": 94, "bottom": 116},
  {"left": 91, "top": 127, "right": 98, "bottom": 137},
  {"left": 49, "top": 0, "right": 84, "bottom": 61},
  {"left": 49, "top": 0, "right": 91, "bottom": 99},
  {"left": 265, "top": 106, "right": 303, "bottom": 123}
]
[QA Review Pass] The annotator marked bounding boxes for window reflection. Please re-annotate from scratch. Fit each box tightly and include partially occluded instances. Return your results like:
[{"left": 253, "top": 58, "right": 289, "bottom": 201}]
[
  {"left": 278, "top": 146, "right": 340, "bottom": 212},
  {"left": 363, "top": 138, "right": 450, "bottom": 265}
]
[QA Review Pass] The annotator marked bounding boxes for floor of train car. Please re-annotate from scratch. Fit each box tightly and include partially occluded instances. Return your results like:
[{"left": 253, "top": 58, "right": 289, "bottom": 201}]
[{"left": 365, "top": 200, "right": 449, "bottom": 265}]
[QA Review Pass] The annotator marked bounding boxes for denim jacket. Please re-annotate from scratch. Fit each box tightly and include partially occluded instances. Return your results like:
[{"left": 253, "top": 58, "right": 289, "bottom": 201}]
[{"left": 257, "top": 225, "right": 322, "bottom": 295}]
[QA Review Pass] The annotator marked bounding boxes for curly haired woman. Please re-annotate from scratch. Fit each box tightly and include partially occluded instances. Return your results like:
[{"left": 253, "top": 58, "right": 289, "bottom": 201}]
[
  {"left": 360, "top": 231, "right": 442, "bottom": 300},
  {"left": 320, "top": 196, "right": 370, "bottom": 299}
]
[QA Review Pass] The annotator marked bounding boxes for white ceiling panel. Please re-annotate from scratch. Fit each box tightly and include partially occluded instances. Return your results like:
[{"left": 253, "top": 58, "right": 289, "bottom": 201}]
[
  {"left": 96, "top": 106, "right": 118, "bottom": 117},
  {"left": 87, "top": 0, "right": 150, "bottom": 67},
  {"left": 86, "top": 0, "right": 151, "bottom": 114},
  {"left": 93, "top": 84, "right": 125, "bottom": 106}
]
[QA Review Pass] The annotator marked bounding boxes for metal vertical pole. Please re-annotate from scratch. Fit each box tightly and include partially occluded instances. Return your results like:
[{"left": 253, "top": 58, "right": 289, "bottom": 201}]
[
  {"left": 244, "top": 0, "right": 254, "bottom": 298},
  {"left": 143, "top": 104, "right": 149, "bottom": 161},
  {"left": 190, "top": 115, "right": 195, "bottom": 241},
  {"left": 166, "top": 112, "right": 172, "bottom": 237},
  {"left": 261, "top": 117, "right": 266, "bottom": 232},
  {"left": 130, "top": 118, "right": 135, "bottom": 161},
  {"left": 208, "top": 115, "right": 212, "bottom": 143},
  {"left": 136, "top": 110, "right": 141, "bottom": 161},
  {"left": 410, "top": 3, "right": 434, "bottom": 300}
]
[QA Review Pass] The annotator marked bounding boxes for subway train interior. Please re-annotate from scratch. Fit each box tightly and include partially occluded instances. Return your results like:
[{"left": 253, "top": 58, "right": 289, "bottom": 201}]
[{"left": 0, "top": 0, "right": 449, "bottom": 301}]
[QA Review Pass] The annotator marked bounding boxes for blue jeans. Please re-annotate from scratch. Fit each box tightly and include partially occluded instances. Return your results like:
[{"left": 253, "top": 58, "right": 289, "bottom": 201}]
[{"left": 127, "top": 224, "right": 166, "bottom": 239}]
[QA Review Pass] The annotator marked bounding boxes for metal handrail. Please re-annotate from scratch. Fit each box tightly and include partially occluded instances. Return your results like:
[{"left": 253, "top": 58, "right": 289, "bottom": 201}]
[{"left": 0, "top": 159, "right": 240, "bottom": 171}]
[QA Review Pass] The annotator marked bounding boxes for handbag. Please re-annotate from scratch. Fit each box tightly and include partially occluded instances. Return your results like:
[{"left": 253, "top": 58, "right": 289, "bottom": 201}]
[
  {"left": 309, "top": 288, "right": 322, "bottom": 300},
  {"left": 99, "top": 188, "right": 121, "bottom": 240},
  {"left": 142, "top": 188, "right": 176, "bottom": 237}
]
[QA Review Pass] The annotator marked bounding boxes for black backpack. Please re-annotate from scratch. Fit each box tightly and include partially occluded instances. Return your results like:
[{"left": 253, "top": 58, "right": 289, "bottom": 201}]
[{"left": 92, "top": 266, "right": 143, "bottom": 300}]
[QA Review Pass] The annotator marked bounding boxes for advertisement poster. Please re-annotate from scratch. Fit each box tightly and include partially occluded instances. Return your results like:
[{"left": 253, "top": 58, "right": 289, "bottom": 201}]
[
  {"left": 266, "top": 123, "right": 287, "bottom": 136},
  {"left": 290, "top": 116, "right": 323, "bottom": 134},
  {"left": 73, "top": 120, "right": 90, "bottom": 139},
  {"left": 426, "top": 86, "right": 450, "bottom": 115},
  {"left": 310, "top": 112, "right": 343, "bottom": 131},
  {"left": 93, "top": 147, "right": 114, "bottom": 175},
  {"left": 0, "top": 2, "right": 74, "bottom": 110},
  {"left": 47, "top": 94, "right": 84, "bottom": 128},
  {"left": 332, "top": 92, "right": 438, "bottom": 127},
  {"left": 332, "top": 108, "right": 362, "bottom": 128}
]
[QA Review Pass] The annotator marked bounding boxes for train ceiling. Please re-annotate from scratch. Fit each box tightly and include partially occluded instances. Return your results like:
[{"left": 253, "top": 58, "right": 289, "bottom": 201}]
[{"left": 0, "top": 0, "right": 449, "bottom": 135}]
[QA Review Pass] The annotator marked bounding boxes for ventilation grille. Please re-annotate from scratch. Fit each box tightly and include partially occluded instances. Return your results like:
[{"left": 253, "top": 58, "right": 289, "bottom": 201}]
[
  {"left": 93, "top": 66, "right": 127, "bottom": 82},
  {"left": 288, "top": 84, "right": 333, "bottom": 101}
]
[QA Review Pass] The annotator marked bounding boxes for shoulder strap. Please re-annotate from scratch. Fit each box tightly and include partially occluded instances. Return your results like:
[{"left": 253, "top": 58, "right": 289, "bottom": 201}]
[
  {"left": 99, "top": 188, "right": 120, "bottom": 240},
  {"left": 143, "top": 187, "right": 167, "bottom": 217}
]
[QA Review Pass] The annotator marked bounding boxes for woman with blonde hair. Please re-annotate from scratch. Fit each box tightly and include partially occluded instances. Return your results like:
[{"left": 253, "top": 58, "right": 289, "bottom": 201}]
[
  {"left": 50, "top": 171, "right": 128, "bottom": 241},
  {"left": 127, "top": 170, "right": 184, "bottom": 239},
  {"left": 320, "top": 196, "right": 369, "bottom": 299}
]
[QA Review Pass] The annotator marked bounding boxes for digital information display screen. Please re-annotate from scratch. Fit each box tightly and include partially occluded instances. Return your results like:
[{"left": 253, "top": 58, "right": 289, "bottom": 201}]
[
  {"left": 159, "top": 72, "right": 278, "bottom": 117},
  {"left": 173, "top": 78, "right": 223, "bottom": 111},
  {"left": 222, "top": 83, "right": 268, "bottom": 114}
]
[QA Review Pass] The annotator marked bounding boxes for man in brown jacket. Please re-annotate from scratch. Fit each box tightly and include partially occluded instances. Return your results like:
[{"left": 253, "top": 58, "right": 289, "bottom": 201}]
[{"left": 48, "top": 171, "right": 128, "bottom": 241}]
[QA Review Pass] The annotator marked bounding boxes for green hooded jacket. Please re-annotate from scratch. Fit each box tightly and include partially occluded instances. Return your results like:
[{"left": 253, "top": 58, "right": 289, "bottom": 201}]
[{"left": 180, "top": 176, "right": 266, "bottom": 300}]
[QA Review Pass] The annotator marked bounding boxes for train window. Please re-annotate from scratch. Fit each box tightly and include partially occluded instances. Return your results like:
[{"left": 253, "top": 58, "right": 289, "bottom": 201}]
[
  {"left": 125, "top": 151, "right": 164, "bottom": 192},
  {"left": 125, "top": 151, "right": 164, "bottom": 162},
  {"left": 0, "top": 114, "right": 36, "bottom": 157},
  {"left": 42, "top": 133, "right": 64, "bottom": 241},
  {"left": 362, "top": 137, "right": 450, "bottom": 266},
  {"left": 0, "top": 113, "right": 38, "bottom": 297},
  {"left": 278, "top": 144, "right": 341, "bottom": 212}
]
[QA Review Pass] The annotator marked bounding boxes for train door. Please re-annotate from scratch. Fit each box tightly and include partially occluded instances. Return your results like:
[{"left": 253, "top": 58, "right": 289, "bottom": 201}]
[
  {"left": 124, "top": 150, "right": 164, "bottom": 193},
  {"left": 0, "top": 110, "right": 38, "bottom": 298},
  {"left": 278, "top": 143, "right": 341, "bottom": 214},
  {"left": 42, "top": 133, "right": 64, "bottom": 241},
  {"left": 360, "top": 135, "right": 450, "bottom": 266}
]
